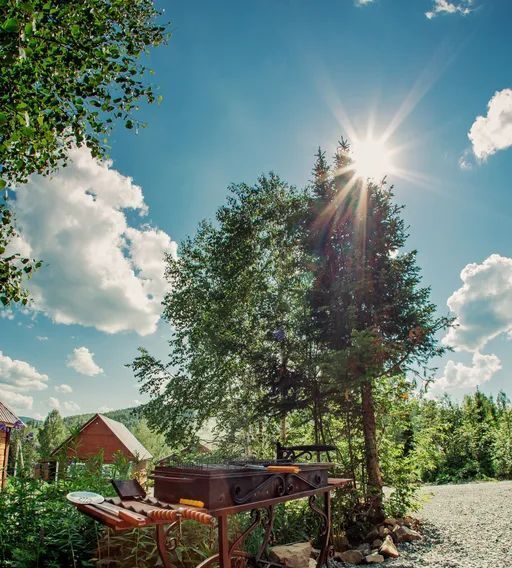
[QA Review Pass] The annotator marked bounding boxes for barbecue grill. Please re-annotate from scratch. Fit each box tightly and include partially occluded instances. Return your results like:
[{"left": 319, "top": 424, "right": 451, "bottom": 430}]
[{"left": 152, "top": 461, "right": 331, "bottom": 509}]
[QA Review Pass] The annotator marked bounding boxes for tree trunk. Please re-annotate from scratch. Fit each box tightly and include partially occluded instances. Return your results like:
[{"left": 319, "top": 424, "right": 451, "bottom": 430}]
[
  {"left": 280, "top": 416, "right": 287, "bottom": 444},
  {"left": 360, "top": 379, "right": 384, "bottom": 520}
]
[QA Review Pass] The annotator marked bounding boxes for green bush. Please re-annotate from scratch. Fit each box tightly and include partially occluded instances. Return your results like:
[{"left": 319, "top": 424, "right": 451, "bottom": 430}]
[{"left": 0, "top": 454, "right": 130, "bottom": 567}]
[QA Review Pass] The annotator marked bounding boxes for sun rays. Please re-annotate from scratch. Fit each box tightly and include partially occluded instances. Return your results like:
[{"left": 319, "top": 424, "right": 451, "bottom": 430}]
[{"left": 351, "top": 136, "right": 396, "bottom": 181}]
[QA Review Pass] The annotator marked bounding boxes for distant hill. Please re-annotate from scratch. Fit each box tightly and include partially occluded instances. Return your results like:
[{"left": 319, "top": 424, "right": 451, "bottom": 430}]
[
  {"left": 19, "top": 416, "right": 42, "bottom": 426},
  {"left": 63, "top": 407, "right": 140, "bottom": 430},
  {"left": 18, "top": 407, "right": 141, "bottom": 430}
]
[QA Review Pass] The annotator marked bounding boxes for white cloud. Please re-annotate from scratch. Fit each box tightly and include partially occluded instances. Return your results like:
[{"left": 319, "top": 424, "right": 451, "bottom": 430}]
[
  {"left": 0, "top": 389, "right": 33, "bottom": 411},
  {"left": 36, "top": 336, "right": 49, "bottom": 342},
  {"left": 355, "top": 0, "right": 375, "bottom": 5},
  {"left": 0, "top": 350, "right": 49, "bottom": 412},
  {"left": 444, "top": 254, "right": 512, "bottom": 352},
  {"left": 467, "top": 89, "right": 512, "bottom": 160},
  {"left": 48, "top": 397, "right": 80, "bottom": 415},
  {"left": 63, "top": 401, "right": 80, "bottom": 414},
  {"left": 67, "top": 346, "right": 103, "bottom": 376},
  {"left": 98, "top": 406, "right": 113, "bottom": 413},
  {"left": 13, "top": 146, "right": 177, "bottom": 336},
  {"left": 425, "top": 0, "right": 473, "bottom": 19},
  {"left": 430, "top": 253, "right": 511, "bottom": 395},
  {"left": 432, "top": 351, "right": 501, "bottom": 393},
  {"left": 0, "top": 351, "right": 49, "bottom": 394},
  {"left": 55, "top": 384, "right": 73, "bottom": 394}
]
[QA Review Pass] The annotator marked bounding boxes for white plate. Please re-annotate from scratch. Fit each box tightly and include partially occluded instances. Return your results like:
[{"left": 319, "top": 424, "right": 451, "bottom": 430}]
[{"left": 66, "top": 491, "right": 104, "bottom": 505}]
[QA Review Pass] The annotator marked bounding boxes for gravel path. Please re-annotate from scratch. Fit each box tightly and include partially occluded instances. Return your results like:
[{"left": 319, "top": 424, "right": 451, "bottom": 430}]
[{"left": 388, "top": 481, "right": 512, "bottom": 568}]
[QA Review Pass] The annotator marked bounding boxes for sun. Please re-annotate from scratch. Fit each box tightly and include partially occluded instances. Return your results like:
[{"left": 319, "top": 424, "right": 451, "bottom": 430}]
[{"left": 351, "top": 137, "right": 394, "bottom": 180}]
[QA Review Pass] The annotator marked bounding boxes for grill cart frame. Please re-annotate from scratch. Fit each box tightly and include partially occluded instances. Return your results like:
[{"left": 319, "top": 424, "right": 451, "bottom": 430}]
[{"left": 71, "top": 466, "right": 351, "bottom": 568}]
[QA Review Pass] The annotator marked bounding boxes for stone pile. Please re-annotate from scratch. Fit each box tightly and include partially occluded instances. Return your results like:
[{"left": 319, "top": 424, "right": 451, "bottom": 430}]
[
  {"left": 331, "top": 517, "right": 421, "bottom": 566},
  {"left": 269, "top": 517, "right": 422, "bottom": 568}
]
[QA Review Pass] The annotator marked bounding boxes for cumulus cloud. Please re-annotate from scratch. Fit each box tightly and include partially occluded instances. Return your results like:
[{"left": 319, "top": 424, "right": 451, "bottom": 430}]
[
  {"left": 67, "top": 347, "right": 103, "bottom": 376},
  {"left": 13, "top": 146, "right": 177, "bottom": 336},
  {"left": 55, "top": 384, "right": 73, "bottom": 394},
  {"left": 63, "top": 401, "right": 80, "bottom": 414},
  {"left": 355, "top": 0, "right": 375, "bottom": 5},
  {"left": 467, "top": 89, "right": 512, "bottom": 160},
  {"left": 429, "top": 254, "right": 511, "bottom": 395},
  {"left": 48, "top": 397, "right": 79, "bottom": 414},
  {"left": 433, "top": 351, "right": 502, "bottom": 393},
  {"left": 0, "top": 390, "right": 33, "bottom": 411},
  {"left": 444, "top": 254, "right": 512, "bottom": 352},
  {"left": 0, "top": 353, "right": 48, "bottom": 391},
  {"left": 425, "top": 0, "right": 473, "bottom": 19}
]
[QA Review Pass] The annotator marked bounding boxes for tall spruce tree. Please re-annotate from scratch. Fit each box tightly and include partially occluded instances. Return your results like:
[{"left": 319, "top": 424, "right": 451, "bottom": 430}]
[{"left": 306, "top": 141, "right": 451, "bottom": 517}]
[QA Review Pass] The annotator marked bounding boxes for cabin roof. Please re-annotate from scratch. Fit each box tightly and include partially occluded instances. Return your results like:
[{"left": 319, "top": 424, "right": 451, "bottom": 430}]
[
  {"left": 100, "top": 414, "right": 152, "bottom": 460},
  {"left": 0, "top": 401, "right": 24, "bottom": 428},
  {"left": 51, "top": 413, "right": 152, "bottom": 461}
]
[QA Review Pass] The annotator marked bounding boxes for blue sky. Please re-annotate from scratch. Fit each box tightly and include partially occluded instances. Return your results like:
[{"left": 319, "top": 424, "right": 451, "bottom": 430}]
[{"left": 2, "top": 0, "right": 512, "bottom": 418}]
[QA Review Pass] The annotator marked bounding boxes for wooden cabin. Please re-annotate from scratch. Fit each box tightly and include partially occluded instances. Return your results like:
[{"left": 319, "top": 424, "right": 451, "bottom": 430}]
[
  {"left": 0, "top": 401, "right": 24, "bottom": 489},
  {"left": 49, "top": 413, "right": 152, "bottom": 479}
]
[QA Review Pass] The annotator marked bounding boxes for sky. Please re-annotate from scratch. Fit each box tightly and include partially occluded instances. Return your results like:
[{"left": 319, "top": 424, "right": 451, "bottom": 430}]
[{"left": 2, "top": 0, "right": 512, "bottom": 419}]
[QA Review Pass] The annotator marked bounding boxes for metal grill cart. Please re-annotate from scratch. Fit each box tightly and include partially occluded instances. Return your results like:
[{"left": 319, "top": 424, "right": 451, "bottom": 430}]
[{"left": 70, "top": 459, "right": 351, "bottom": 568}]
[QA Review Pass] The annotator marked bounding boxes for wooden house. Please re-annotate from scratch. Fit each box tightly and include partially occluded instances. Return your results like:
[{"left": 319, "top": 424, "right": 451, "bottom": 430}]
[
  {"left": 0, "top": 401, "right": 24, "bottom": 489},
  {"left": 50, "top": 413, "right": 152, "bottom": 478}
]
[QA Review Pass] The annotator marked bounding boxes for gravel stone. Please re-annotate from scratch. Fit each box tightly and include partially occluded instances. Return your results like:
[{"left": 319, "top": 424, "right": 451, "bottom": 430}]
[
  {"left": 388, "top": 481, "right": 512, "bottom": 568},
  {"left": 329, "top": 481, "right": 512, "bottom": 568}
]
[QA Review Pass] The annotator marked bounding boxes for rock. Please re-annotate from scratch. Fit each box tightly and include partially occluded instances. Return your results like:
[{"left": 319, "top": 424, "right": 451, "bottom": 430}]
[
  {"left": 383, "top": 517, "right": 398, "bottom": 526},
  {"left": 357, "top": 543, "right": 371, "bottom": 556},
  {"left": 402, "top": 516, "right": 416, "bottom": 528},
  {"left": 310, "top": 548, "right": 320, "bottom": 559},
  {"left": 379, "top": 535, "right": 399, "bottom": 558},
  {"left": 338, "top": 549, "right": 365, "bottom": 565},
  {"left": 270, "top": 542, "right": 313, "bottom": 568},
  {"left": 366, "top": 528, "right": 380, "bottom": 542},
  {"left": 365, "top": 553, "right": 385, "bottom": 564},
  {"left": 309, "top": 559, "right": 317, "bottom": 568},
  {"left": 371, "top": 538, "right": 383, "bottom": 549},
  {"left": 377, "top": 525, "right": 391, "bottom": 538},
  {"left": 393, "top": 525, "right": 422, "bottom": 543}
]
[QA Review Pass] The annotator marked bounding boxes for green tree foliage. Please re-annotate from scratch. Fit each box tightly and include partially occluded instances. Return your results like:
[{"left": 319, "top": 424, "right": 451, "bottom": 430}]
[
  {"left": 0, "top": 0, "right": 168, "bottom": 186},
  {"left": 0, "top": 204, "right": 41, "bottom": 305},
  {"left": 131, "top": 417, "right": 171, "bottom": 462},
  {"left": 405, "top": 390, "right": 511, "bottom": 483},
  {"left": 132, "top": 175, "right": 322, "bottom": 449},
  {"left": 37, "top": 409, "right": 68, "bottom": 459},
  {"left": 0, "top": 0, "right": 168, "bottom": 308},
  {"left": 305, "top": 142, "right": 451, "bottom": 515}
]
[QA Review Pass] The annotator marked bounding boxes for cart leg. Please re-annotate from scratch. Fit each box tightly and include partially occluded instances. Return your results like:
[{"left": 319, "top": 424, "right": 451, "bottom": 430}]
[
  {"left": 255, "top": 506, "right": 275, "bottom": 563},
  {"left": 156, "top": 524, "right": 174, "bottom": 568},
  {"left": 308, "top": 493, "right": 331, "bottom": 568},
  {"left": 218, "top": 513, "right": 231, "bottom": 568},
  {"left": 317, "top": 492, "right": 331, "bottom": 568}
]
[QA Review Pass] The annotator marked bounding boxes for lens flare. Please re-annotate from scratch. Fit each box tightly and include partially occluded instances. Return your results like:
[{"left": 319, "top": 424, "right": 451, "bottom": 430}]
[{"left": 351, "top": 137, "right": 394, "bottom": 180}]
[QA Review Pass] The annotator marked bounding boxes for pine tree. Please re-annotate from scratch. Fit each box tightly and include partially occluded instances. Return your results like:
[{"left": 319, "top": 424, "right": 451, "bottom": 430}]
[{"left": 305, "top": 140, "right": 451, "bottom": 517}]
